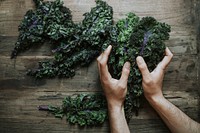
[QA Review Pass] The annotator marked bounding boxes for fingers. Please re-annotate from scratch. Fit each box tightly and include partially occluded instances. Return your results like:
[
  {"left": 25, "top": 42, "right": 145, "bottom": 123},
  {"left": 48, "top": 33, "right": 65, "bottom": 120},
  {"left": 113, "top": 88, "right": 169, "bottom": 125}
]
[
  {"left": 158, "top": 47, "right": 173, "bottom": 70},
  {"left": 136, "top": 56, "right": 150, "bottom": 78},
  {"left": 119, "top": 62, "right": 130, "bottom": 88},
  {"left": 97, "top": 45, "right": 112, "bottom": 80},
  {"left": 97, "top": 45, "right": 112, "bottom": 62}
]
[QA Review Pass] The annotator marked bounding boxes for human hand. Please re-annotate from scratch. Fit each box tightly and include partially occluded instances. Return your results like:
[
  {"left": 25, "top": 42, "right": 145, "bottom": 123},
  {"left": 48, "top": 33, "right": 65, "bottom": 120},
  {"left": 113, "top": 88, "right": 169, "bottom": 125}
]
[
  {"left": 97, "top": 45, "right": 130, "bottom": 109},
  {"left": 136, "top": 47, "right": 173, "bottom": 101}
]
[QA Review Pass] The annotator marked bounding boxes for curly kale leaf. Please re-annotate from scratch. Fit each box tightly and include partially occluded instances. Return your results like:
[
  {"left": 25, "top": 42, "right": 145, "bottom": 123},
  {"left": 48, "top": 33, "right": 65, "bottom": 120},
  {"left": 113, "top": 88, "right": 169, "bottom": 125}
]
[
  {"left": 27, "top": 0, "right": 113, "bottom": 79},
  {"left": 39, "top": 94, "right": 107, "bottom": 126},
  {"left": 81, "top": 0, "right": 113, "bottom": 47},
  {"left": 105, "top": 13, "right": 170, "bottom": 120},
  {"left": 11, "top": 0, "right": 73, "bottom": 58},
  {"left": 13, "top": 0, "right": 171, "bottom": 126}
]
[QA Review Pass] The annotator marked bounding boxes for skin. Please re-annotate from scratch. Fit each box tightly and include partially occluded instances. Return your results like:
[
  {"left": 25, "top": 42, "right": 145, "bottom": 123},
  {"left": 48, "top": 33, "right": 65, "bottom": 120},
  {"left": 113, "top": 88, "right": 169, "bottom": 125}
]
[
  {"left": 136, "top": 48, "right": 200, "bottom": 133},
  {"left": 97, "top": 45, "right": 200, "bottom": 133},
  {"left": 97, "top": 45, "right": 130, "bottom": 133}
]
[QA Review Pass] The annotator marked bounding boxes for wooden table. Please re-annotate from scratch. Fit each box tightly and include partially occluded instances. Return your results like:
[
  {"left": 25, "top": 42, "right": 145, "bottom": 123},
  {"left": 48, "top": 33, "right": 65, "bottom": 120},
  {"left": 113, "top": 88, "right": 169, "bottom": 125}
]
[{"left": 0, "top": 0, "right": 199, "bottom": 132}]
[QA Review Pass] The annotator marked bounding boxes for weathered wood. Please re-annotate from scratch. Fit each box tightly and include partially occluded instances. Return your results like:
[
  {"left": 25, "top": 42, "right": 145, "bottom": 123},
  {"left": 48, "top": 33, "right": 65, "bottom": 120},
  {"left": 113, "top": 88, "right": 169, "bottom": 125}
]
[
  {"left": 0, "top": 118, "right": 171, "bottom": 133},
  {"left": 0, "top": 0, "right": 198, "bottom": 54},
  {"left": 195, "top": 0, "right": 200, "bottom": 95},
  {"left": 0, "top": 36, "right": 53, "bottom": 56},
  {"left": 0, "top": 55, "right": 198, "bottom": 91},
  {"left": 0, "top": 0, "right": 199, "bottom": 133},
  {"left": 0, "top": 90, "right": 198, "bottom": 133},
  {"left": 0, "top": 36, "right": 197, "bottom": 57},
  {"left": 0, "top": 88, "right": 197, "bottom": 119}
]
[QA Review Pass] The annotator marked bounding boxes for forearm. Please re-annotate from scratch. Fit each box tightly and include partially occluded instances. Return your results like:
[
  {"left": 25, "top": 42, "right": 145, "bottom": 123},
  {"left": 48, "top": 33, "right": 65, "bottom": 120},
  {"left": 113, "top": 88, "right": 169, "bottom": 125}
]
[
  {"left": 108, "top": 104, "right": 130, "bottom": 133},
  {"left": 147, "top": 95, "right": 200, "bottom": 133}
]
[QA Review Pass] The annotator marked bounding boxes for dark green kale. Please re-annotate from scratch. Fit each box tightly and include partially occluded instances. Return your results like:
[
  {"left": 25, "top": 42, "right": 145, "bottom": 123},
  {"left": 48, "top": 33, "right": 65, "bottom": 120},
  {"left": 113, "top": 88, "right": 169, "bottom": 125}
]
[
  {"left": 11, "top": 0, "right": 74, "bottom": 58},
  {"left": 105, "top": 13, "right": 170, "bottom": 119},
  {"left": 12, "top": 0, "right": 113, "bottom": 126},
  {"left": 39, "top": 94, "right": 107, "bottom": 126},
  {"left": 12, "top": 0, "right": 171, "bottom": 126},
  {"left": 26, "top": 0, "right": 113, "bottom": 78}
]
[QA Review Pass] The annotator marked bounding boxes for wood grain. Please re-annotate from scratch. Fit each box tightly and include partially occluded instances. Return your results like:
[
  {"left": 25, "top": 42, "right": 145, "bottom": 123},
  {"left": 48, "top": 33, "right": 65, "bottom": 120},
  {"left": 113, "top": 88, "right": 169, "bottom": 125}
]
[
  {"left": 0, "top": 55, "right": 198, "bottom": 91},
  {"left": 0, "top": 89, "right": 198, "bottom": 133},
  {"left": 0, "top": 0, "right": 199, "bottom": 133},
  {"left": 0, "top": 0, "right": 197, "bottom": 54}
]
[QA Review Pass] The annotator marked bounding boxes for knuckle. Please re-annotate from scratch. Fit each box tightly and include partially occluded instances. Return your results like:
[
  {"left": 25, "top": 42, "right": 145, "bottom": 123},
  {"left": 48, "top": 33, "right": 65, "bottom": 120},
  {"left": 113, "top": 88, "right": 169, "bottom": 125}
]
[
  {"left": 144, "top": 77, "right": 153, "bottom": 85},
  {"left": 139, "top": 63, "right": 147, "bottom": 71},
  {"left": 97, "top": 56, "right": 108, "bottom": 67},
  {"left": 170, "top": 53, "right": 173, "bottom": 58},
  {"left": 97, "top": 57, "right": 100, "bottom": 62},
  {"left": 118, "top": 83, "right": 126, "bottom": 90},
  {"left": 122, "top": 71, "right": 129, "bottom": 79},
  {"left": 169, "top": 52, "right": 173, "bottom": 58},
  {"left": 101, "top": 76, "right": 111, "bottom": 84},
  {"left": 123, "top": 67, "right": 130, "bottom": 74},
  {"left": 99, "top": 61, "right": 106, "bottom": 67},
  {"left": 97, "top": 56, "right": 102, "bottom": 63},
  {"left": 168, "top": 51, "right": 173, "bottom": 59},
  {"left": 102, "top": 77, "right": 109, "bottom": 83}
]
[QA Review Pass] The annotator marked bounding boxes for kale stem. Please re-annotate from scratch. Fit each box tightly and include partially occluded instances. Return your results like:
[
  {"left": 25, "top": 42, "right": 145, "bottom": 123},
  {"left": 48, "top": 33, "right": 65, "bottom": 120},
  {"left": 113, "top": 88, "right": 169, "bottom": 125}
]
[{"left": 139, "top": 31, "right": 151, "bottom": 56}]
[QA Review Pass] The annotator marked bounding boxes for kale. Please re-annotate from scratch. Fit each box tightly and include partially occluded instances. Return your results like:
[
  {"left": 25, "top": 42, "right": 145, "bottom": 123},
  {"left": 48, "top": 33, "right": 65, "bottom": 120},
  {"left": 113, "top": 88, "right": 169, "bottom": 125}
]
[
  {"left": 105, "top": 13, "right": 170, "bottom": 119},
  {"left": 11, "top": 0, "right": 74, "bottom": 58},
  {"left": 25, "top": 0, "right": 113, "bottom": 78},
  {"left": 11, "top": 0, "right": 170, "bottom": 126},
  {"left": 39, "top": 94, "right": 107, "bottom": 126}
]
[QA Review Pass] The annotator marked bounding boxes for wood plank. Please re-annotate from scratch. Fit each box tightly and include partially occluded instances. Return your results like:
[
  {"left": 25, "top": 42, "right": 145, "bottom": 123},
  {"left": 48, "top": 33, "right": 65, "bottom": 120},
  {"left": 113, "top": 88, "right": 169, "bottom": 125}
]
[
  {"left": 195, "top": 0, "right": 200, "bottom": 93},
  {"left": 0, "top": 90, "right": 198, "bottom": 133},
  {"left": 0, "top": 89, "right": 198, "bottom": 120},
  {"left": 0, "top": 0, "right": 199, "bottom": 133},
  {"left": 0, "top": 55, "right": 198, "bottom": 91},
  {"left": 0, "top": 0, "right": 198, "bottom": 54},
  {"left": 0, "top": 118, "right": 171, "bottom": 133},
  {"left": 0, "top": 36, "right": 53, "bottom": 56},
  {"left": 0, "top": 0, "right": 34, "bottom": 36},
  {"left": 0, "top": 36, "right": 197, "bottom": 57}
]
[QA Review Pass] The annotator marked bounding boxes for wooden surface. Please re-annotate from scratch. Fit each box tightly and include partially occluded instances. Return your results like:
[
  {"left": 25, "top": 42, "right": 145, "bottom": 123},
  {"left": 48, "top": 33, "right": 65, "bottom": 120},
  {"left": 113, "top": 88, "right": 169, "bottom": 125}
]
[{"left": 0, "top": 0, "right": 199, "bottom": 133}]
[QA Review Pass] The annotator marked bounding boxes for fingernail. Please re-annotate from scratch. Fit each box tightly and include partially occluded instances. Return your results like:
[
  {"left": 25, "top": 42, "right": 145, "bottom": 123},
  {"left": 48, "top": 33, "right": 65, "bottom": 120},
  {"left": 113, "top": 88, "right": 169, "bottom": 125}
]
[
  {"left": 107, "top": 45, "right": 112, "bottom": 50},
  {"left": 104, "top": 45, "right": 111, "bottom": 52},
  {"left": 124, "top": 62, "right": 130, "bottom": 69},
  {"left": 136, "top": 56, "right": 144, "bottom": 65}
]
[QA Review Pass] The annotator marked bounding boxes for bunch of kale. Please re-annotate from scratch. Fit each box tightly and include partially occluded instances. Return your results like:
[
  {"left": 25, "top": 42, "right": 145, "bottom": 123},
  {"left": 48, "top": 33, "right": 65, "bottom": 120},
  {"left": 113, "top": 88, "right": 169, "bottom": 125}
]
[
  {"left": 39, "top": 94, "right": 107, "bottom": 126},
  {"left": 12, "top": 0, "right": 113, "bottom": 78},
  {"left": 11, "top": 0, "right": 74, "bottom": 58},
  {"left": 105, "top": 13, "right": 170, "bottom": 119},
  {"left": 11, "top": 0, "right": 171, "bottom": 126}
]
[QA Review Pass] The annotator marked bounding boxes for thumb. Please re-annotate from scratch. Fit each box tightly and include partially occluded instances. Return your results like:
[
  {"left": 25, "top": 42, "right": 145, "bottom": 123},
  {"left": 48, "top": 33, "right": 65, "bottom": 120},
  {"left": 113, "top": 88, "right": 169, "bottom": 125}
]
[
  {"left": 119, "top": 62, "right": 130, "bottom": 87},
  {"left": 136, "top": 56, "right": 150, "bottom": 78}
]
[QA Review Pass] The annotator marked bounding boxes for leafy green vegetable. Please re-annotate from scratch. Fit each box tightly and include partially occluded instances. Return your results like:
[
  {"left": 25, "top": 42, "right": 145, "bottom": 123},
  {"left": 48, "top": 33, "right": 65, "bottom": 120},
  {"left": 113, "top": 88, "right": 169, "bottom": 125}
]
[
  {"left": 105, "top": 13, "right": 170, "bottom": 119},
  {"left": 23, "top": 0, "right": 113, "bottom": 78},
  {"left": 39, "top": 94, "right": 107, "bottom": 126},
  {"left": 11, "top": 0, "right": 74, "bottom": 58},
  {"left": 12, "top": 0, "right": 170, "bottom": 126}
]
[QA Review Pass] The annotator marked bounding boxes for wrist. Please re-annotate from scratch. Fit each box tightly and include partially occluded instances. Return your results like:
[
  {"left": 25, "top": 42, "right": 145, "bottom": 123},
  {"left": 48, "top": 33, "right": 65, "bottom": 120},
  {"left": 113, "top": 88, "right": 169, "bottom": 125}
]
[
  {"left": 145, "top": 93, "right": 165, "bottom": 104},
  {"left": 145, "top": 94, "right": 167, "bottom": 113},
  {"left": 107, "top": 102, "right": 124, "bottom": 113}
]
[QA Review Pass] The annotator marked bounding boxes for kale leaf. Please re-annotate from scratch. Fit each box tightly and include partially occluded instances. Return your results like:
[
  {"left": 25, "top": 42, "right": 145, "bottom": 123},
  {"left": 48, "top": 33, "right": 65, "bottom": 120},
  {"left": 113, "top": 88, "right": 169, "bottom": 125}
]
[
  {"left": 11, "top": 0, "right": 74, "bottom": 58},
  {"left": 39, "top": 94, "right": 107, "bottom": 126},
  {"left": 12, "top": 0, "right": 171, "bottom": 126},
  {"left": 25, "top": 0, "right": 113, "bottom": 78},
  {"left": 105, "top": 14, "right": 170, "bottom": 119}
]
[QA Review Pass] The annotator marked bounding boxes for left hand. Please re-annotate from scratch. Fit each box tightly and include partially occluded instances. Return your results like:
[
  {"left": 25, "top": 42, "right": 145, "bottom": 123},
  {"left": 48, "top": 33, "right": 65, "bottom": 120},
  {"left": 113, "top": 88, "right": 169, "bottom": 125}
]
[
  {"left": 136, "top": 47, "right": 173, "bottom": 101},
  {"left": 97, "top": 45, "right": 130, "bottom": 109}
]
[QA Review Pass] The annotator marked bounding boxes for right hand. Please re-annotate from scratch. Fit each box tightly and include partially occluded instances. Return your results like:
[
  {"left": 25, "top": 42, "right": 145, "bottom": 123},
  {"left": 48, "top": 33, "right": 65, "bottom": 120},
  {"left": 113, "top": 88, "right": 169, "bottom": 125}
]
[
  {"left": 97, "top": 45, "right": 130, "bottom": 109},
  {"left": 136, "top": 47, "right": 173, "bottom": 101}
]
